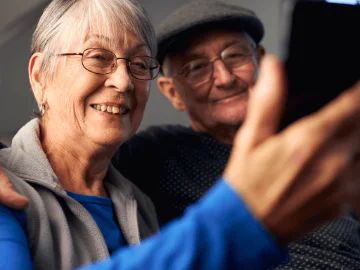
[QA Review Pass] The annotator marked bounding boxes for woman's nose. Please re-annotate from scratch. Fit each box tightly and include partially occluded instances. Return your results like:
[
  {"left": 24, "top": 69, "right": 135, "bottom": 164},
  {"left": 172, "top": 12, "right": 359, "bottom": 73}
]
[{"left": 105, "top": 60, "right": 133, "bottom": 92}]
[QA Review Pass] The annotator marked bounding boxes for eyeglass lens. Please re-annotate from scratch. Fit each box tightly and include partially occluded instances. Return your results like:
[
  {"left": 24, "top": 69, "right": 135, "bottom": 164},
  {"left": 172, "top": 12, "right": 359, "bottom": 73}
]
[
  {"left": 181, "top": 43, "right": 254, "bottom": 85},
  {"left": 82, "top": 48, "right": 159, "bottom": 80}
]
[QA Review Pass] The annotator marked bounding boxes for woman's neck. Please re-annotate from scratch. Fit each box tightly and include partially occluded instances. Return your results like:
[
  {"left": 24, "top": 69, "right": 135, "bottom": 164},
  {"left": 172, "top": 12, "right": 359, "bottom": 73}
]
[{"left": 40, "top": 121, "right": 117, "bottom": 197}]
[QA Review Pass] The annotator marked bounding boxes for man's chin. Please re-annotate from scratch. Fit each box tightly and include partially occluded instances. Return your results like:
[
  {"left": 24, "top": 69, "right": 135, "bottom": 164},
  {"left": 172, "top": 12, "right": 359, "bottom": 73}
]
[
  {"left": 215, "top": 113, "right": 246, "bottom": 127},
  {"left": 214, "top": 101, "right": 247, "bottom": 125}
]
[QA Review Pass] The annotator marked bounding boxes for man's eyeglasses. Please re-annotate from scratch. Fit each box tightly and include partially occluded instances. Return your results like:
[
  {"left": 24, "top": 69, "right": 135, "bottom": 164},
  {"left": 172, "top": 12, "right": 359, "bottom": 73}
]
[
  {"left": 57, "top": 48, "right": 161, "bottom": 81},
  {"left": 170, "top": 42, "right": 255, "bottom": 85}
]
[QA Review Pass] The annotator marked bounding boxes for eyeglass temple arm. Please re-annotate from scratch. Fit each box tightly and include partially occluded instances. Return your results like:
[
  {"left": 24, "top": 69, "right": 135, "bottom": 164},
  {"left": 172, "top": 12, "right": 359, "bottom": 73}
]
[{"left": 57, "top": 53, "right": 84, "bottom": 56}]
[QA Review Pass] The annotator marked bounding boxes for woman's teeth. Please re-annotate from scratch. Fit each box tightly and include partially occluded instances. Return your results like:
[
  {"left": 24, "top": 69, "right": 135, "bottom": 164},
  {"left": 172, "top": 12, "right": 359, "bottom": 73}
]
[{"left": 91, "top": 104, "right": 128, "bottom": 115}]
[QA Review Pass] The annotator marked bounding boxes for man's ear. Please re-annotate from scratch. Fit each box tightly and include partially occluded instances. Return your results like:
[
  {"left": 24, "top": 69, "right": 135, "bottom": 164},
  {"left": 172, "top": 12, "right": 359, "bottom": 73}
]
[
  {"left": 256, "top": 45, "right": 266, "bottom": 62},
  {"left": 157, "top": 76, "right": 186, "bottom": 111},
  {"left": 29, "top": 52, "right": 47, "bottom": 105}
]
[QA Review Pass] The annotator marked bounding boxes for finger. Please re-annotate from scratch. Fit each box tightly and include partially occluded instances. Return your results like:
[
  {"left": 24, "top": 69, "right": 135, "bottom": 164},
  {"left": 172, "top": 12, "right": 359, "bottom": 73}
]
[
  {"left": 238, "top": 55, "right": 287, "bottom": 151},
  {"left": 271, "top": 179, "right": 348, "bottom": 245},
  {"left": 262, "top": 137, "right": 349, "bottom": 216},
  {"left": 288, "top": 81, "right": 360, "bottom": 145},
  {"left": 0, "top": 164, "right": 29, "bottom": 209},
  {"left": 259, "top": 113, "right": 360, "bottom": 219},
  {"left": 342, "top": 157, "right": 360, "bottom": 211},
  {"left": 316, "top": 81, "right": 360, "bottom": 133},
  {"left": 281, "top": 198, "right": 347, "bottom": 245},
  {"left": 278, "top": 81, "right": 360, "bottom": 176}
]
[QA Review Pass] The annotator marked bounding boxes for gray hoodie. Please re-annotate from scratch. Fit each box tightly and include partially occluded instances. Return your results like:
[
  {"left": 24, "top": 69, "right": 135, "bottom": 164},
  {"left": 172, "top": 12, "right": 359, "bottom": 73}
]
[{"left": 0, "top": 119, "right": 159, "bottom": 270}]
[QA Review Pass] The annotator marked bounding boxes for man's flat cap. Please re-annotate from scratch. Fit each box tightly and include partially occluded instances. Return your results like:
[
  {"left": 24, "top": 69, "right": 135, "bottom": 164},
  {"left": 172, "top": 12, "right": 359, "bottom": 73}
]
[{"left": 156, "top": 0, "right": 264, "bottom": 65}]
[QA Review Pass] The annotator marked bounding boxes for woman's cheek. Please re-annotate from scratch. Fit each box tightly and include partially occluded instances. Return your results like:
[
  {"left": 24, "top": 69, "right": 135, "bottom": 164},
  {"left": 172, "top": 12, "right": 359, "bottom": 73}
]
[{"left": 131, "top": 88, "right": 149, "bottom": 132}]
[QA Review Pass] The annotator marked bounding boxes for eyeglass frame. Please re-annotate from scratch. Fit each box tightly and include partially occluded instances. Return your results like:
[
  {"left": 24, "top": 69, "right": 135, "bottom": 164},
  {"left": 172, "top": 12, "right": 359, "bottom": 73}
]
[
  {"left": 167, "top": 40, "right": 258, "bottom": 86},
  {"left": 56, "top": 48, "right": 161, "bottom": 81}
]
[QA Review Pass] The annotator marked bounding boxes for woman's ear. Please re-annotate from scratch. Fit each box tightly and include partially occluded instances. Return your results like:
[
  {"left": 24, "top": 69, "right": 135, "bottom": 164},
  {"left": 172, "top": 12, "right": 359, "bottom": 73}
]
[
  {"left": 157, "top": 76, "right": 186, "bottom": 111},
  {"left": 29, "top": 52, "right": 47, "bottom": 105}
]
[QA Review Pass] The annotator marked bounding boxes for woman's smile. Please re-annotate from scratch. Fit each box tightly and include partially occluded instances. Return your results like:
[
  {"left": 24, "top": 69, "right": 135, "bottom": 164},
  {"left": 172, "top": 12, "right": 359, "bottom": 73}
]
[{"left": 90, "top": 103, "right": 130, "bottom": 115}]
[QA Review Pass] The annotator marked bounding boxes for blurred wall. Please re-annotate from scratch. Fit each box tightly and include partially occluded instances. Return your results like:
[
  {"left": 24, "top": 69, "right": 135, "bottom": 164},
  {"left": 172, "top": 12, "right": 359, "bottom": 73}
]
[
  {"left": 0, "top": 0, "right": 49, "bottom": 144},
  {"left": 0, "top": 0, "right": 282, "bottom": 144}
]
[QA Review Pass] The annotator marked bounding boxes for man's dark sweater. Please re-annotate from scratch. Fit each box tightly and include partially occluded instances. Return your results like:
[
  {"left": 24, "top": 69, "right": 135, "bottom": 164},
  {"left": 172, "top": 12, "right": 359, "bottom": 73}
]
[{"left": 113, "top": 124, "right": 360, "bottom": 270}]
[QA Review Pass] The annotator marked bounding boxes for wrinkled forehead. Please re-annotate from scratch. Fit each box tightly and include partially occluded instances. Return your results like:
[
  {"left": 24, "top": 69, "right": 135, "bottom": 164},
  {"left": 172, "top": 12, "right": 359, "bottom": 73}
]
[
  {"left": 185, "top": 29, "right": 251, "bottom": 56},
  {"left": 76, "top": 32, "right": 150, "bottom": 55},
  {"left": 163, "top": 29, "right": 252, "bottom": 74}
]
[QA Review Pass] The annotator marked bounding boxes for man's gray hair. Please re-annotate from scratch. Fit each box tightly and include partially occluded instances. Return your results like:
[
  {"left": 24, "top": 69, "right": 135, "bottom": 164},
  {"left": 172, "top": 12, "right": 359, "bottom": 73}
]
[{"left": 31, "top": 0, "right": 156, "bottom": 82}]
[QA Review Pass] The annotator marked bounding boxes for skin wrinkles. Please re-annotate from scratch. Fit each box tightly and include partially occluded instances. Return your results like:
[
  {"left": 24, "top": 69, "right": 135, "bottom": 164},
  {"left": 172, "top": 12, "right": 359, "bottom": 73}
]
[
  {"left": 81, "top": 36, "right": 151, "bottom": 59},
  {"left": 83, "top": 34, "right": 150, "bottom": 56},
  {"left": 159, "top": 29, "right": 264, "bottom": 145},
  {"left": 31, "top": 30, "right": 150, "bottom": 196}
]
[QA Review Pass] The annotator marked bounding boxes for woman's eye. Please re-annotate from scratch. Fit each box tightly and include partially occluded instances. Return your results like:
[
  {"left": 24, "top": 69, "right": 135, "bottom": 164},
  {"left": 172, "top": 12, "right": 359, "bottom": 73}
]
[
  {"left": 133, "top": 62, "right": 147, "bottom": 69},
  {"left": 90, "top": 54, "right": 107, "bottom": 60}
]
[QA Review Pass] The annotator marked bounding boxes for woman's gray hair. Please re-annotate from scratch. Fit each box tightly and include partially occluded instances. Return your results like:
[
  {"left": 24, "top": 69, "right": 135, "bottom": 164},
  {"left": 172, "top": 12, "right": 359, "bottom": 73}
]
[{"left": 31, "top": 0, "right": 156, "bottom": 83}]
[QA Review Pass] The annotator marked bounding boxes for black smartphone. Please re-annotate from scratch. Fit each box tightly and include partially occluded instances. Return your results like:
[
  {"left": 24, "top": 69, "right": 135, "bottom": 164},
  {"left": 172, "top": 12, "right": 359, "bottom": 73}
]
[{"left": 279, "top": 0, "right": 360, "bottom": 129}]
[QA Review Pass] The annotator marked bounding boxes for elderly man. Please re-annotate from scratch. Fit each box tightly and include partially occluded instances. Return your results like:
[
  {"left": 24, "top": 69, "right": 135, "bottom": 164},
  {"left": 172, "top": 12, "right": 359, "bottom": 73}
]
[
  {"left": 114, "top": 1, "right": 360, "bottom": 269},
  {"left": 116, "top": 0, "right": 266, "bottom": 224},
  {"left": 1, "top": 0, "right": 360, "bottom": 269}
]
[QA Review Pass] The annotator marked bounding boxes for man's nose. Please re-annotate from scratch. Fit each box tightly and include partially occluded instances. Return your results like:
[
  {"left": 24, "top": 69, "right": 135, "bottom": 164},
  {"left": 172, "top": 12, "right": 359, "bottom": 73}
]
[
  {"left": 212, "top": 58, "right": 235, "bottom": 88},
  {"left": 105, "top": 60, "right": 133, "bottom": 92}
]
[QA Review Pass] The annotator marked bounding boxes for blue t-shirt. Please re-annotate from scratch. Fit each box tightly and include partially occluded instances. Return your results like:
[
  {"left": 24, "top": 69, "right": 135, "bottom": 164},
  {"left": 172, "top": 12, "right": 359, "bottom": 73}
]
[{"left": 66, "top": 191, "right": 125, "bottom": 253}]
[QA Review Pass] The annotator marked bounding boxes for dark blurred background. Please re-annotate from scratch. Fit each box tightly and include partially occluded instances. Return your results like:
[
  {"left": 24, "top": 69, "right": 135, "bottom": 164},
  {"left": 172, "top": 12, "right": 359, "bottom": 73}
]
[{"left": 0, "top": 0, "right": 281, "bottom": 145}]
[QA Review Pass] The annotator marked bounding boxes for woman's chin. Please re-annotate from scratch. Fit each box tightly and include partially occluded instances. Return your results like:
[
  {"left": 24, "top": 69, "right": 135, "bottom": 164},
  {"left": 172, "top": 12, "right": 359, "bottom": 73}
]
[
  {"left": 85, "top": 126, "right": 133, "bottom": 149},
  {"left": 80, "top": 107, "right": 139, "bottom": 148}
]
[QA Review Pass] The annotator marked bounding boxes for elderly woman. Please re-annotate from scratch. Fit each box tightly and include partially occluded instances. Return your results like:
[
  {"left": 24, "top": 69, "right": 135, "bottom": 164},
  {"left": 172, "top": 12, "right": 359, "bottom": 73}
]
[
  {"left": 0, "top": 0, "right": 161, "bottom": 268},
  {"left": 2, "top": 1, "right": 360, "bottom": 270}
]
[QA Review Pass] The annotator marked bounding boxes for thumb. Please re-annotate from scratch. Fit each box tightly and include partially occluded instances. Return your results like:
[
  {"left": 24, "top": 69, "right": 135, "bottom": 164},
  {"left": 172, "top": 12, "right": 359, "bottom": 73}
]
[
  {"left": 0, "top": 164, "right": 29, "bottom": 210},
  {"left": 237, "top": 55, "right": 287, "bottom": 151}
]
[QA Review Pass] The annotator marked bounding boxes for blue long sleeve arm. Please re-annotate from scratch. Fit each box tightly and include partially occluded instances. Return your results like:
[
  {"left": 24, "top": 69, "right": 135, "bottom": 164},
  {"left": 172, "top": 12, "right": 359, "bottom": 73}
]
[
  {"left": 0, "top": 179, "right": 288, "bottom": 270},
  {"left": 0, "top": 205, "right": 33, "bottom": 270},
  {"left": 79, "top": 179, "right": 288, "bottom": 270}
]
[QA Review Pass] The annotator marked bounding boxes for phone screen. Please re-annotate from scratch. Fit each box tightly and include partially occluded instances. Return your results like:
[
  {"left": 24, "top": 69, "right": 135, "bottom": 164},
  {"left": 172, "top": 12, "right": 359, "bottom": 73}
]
[{"left": 280, "top": 0, "right": 360, "bottom": 128}]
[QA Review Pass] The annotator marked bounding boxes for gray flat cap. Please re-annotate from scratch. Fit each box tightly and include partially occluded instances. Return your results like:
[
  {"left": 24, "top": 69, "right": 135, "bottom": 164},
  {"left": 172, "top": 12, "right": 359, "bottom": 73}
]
[{"left": 156, "top": 0, "right": 264, "bottom": 65}]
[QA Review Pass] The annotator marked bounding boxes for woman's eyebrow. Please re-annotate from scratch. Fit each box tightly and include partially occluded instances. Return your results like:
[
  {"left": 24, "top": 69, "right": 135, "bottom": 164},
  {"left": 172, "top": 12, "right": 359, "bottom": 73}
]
[
  {"left": 85, "top": 34, "right": 111, "bottom": 43},
  {"left": 84, "top": 36, "right": 149, "bottom": 53},
  {"left": 132, "top": 43, "right": 148, "bottom": 51}
]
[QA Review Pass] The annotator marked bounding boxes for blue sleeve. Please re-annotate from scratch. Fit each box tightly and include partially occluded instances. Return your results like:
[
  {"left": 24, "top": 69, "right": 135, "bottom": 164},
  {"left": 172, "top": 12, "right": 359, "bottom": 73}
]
[
  {"left": 78, "top": 178, "right": 289, "bottom": 270},
  {"left": 0, "top": 204, "right": 33, "bottom": 270}
]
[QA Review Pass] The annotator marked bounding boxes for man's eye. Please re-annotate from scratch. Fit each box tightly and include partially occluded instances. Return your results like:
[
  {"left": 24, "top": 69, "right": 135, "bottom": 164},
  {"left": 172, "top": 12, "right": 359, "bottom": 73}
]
[
  {"left": 189, "top": 62, "right": 208, "bottom": 72},
  {"left": 224, "top": 53, "right": 245, "bottom": 60}
]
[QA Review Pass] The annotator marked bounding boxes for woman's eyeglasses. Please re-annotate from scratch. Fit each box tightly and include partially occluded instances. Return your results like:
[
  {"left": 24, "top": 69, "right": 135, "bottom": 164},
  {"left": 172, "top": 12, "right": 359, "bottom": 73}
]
[{"left": 57, "top": 48, "right": 161, "bottom": 81}]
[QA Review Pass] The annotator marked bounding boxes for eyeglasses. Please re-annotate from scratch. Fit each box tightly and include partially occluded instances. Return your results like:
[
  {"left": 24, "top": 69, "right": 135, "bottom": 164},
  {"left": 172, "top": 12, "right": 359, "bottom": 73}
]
[
  {"left": 57, "top": 48, "right": 161, "bottom": 81},
  {"left": 171, "top": 42, "right": 255, "bottom": 85}
]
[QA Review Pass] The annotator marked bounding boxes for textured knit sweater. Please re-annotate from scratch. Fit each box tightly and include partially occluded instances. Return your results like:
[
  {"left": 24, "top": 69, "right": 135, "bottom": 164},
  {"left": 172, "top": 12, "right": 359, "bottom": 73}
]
[
  {"left": 0, "top": 119, "right": 159, "bottom": 270},
  {"left": 114, "top": 124, "right": 360, "bottom": 270}
]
